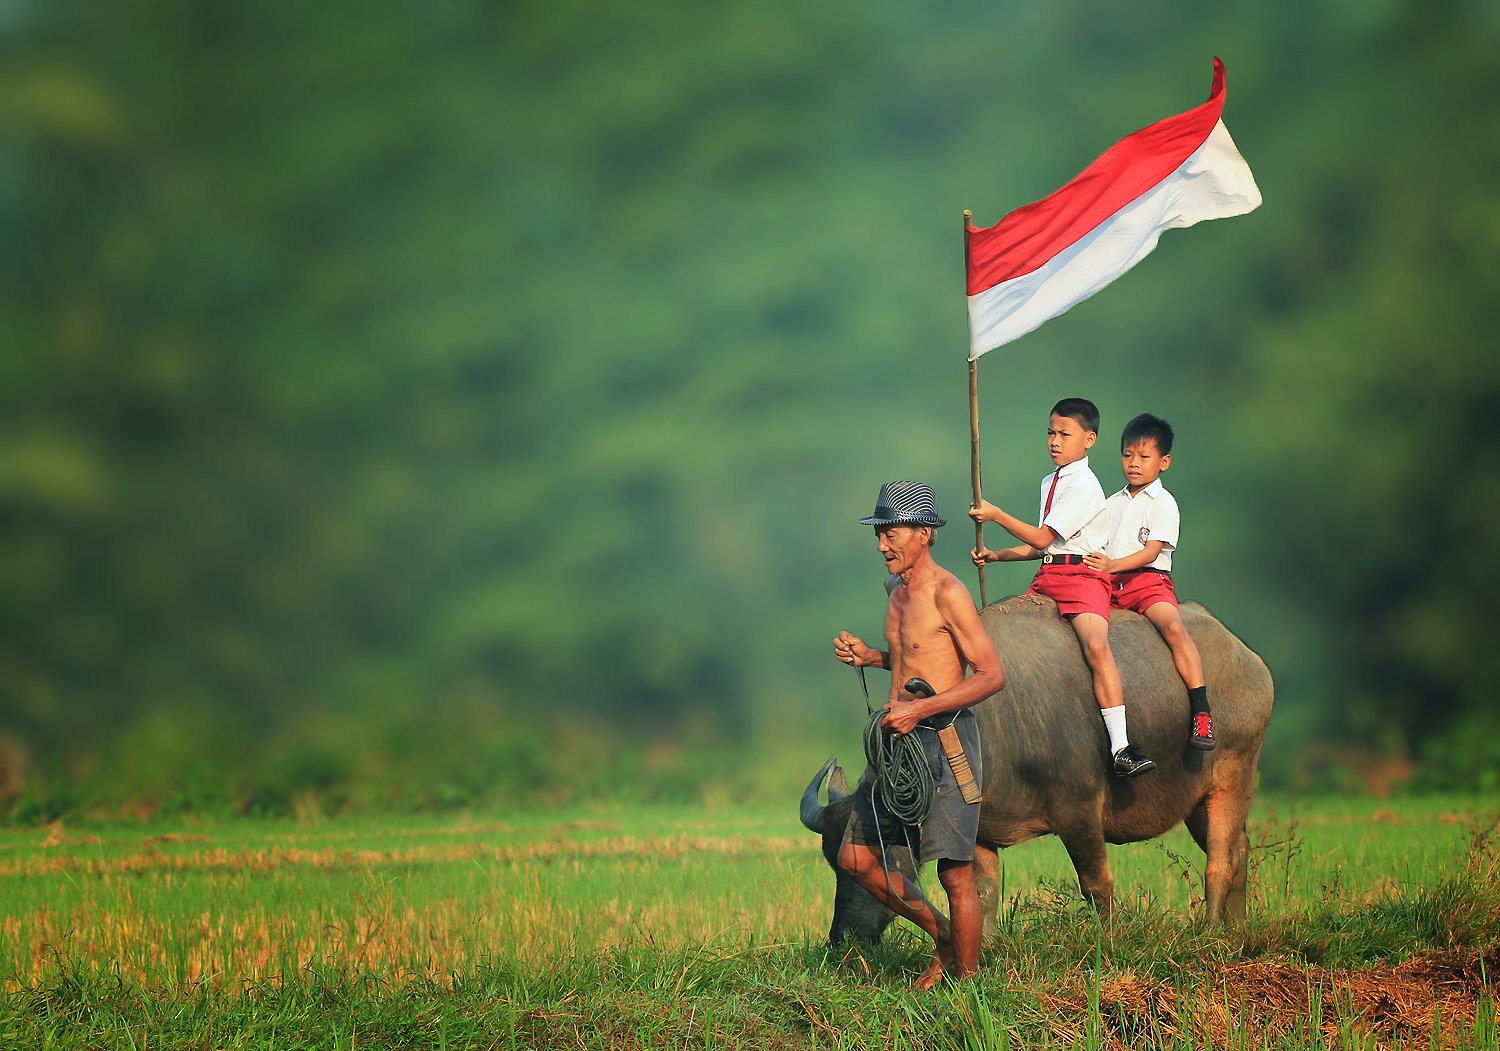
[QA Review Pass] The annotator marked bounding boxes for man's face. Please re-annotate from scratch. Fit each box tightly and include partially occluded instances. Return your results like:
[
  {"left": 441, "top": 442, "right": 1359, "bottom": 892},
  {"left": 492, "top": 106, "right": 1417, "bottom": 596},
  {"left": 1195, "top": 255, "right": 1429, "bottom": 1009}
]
[
  {"left": 1047, "top": 413, "right": 1096, "bottom": 467},
  {"left": 875, "top": 524, "right": 928, "bottom": 576},
  {"left": 1121, "top": 438, "right": 1171, "bottom": 493}
]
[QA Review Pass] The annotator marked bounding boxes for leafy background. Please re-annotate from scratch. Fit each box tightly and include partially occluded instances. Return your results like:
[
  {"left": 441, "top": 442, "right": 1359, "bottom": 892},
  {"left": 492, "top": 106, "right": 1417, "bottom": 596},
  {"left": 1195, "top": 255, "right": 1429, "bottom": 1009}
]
[{"left": 4, "top": 0, "right": 1498, "bottom": 817}]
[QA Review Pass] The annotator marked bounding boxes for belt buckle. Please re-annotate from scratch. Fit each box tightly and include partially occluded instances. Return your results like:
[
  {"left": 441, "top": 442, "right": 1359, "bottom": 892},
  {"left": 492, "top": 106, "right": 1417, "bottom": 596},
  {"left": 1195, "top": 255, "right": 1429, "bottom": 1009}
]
[{"left": 1042, "top": 553, "right": 1056, "bottom": 564}]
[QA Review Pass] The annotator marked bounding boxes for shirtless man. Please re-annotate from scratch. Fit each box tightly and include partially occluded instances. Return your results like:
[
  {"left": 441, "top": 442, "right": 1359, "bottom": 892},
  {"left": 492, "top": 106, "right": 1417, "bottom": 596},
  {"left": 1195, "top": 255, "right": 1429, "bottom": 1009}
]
[{"left": 831, "top": 481, "right": 1005, "bottom": 988}]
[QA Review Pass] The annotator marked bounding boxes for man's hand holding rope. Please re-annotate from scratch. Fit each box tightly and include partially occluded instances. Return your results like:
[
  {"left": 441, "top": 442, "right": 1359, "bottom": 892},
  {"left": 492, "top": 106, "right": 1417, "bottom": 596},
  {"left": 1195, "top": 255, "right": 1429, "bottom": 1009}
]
[
  {"left": 882, "top": 694, "right": 927, "bottom": 736},
  {"left": 832, "top": 630, "right": 887, "bottom": 669}
]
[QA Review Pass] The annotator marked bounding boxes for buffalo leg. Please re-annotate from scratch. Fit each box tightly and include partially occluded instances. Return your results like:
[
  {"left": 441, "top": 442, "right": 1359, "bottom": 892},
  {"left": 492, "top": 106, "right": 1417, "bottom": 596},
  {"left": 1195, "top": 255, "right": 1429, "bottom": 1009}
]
[
  {"left": 1224, "top": 821, "right": 1250, "bottom": 918},
  {"left": 1184, "top": 800, "right": 1214, "bottom": 918},
  {"left": 1201, "top": 787, "right": 1253, "bottom": 921},
  {"left": 1185, "top": 798, "right": 1209, "bottom": 854},
  {"left": 971, "top": 842, "right": 1001, "bottom": 943},
  {"left": 1057, "top": 812, "right": 1114, "bottom": 917}
]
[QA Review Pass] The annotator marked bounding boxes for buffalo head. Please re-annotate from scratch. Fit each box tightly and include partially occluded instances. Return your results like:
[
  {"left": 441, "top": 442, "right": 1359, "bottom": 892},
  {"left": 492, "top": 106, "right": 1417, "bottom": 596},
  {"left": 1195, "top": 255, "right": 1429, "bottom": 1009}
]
[{"left": 800, "top": 755, "right": 918, "bottom": 946}]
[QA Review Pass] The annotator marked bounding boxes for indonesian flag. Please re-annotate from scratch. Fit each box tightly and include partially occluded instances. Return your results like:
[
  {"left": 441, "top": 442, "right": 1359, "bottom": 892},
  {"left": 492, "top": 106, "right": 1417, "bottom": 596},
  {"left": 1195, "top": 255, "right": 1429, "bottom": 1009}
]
[{"left": 966, "top": 58, "right": 1261, "bottom": 360}]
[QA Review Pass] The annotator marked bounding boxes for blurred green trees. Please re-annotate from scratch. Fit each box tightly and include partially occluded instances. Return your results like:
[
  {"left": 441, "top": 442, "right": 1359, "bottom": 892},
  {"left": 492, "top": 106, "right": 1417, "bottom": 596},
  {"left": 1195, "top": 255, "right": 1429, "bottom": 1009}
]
[{"left": 2, "top": 1, "right": 1498, "bottom": 815}]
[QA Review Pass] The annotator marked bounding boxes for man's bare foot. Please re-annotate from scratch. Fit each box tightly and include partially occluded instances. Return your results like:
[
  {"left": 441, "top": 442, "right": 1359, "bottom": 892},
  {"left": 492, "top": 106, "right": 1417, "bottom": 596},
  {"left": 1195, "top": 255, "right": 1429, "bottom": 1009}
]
[
  {"left": 914, "top": 933, "right": 958, "bottom": 991},
  {"left": 914, "top": 956, "right": 944, "bottom": 991}
]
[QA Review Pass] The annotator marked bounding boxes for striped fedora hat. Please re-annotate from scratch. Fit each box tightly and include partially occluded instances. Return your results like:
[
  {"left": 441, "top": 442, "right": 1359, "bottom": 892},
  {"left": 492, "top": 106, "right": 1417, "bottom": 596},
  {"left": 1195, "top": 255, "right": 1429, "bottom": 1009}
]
[{"left": 858, "top": 481, "right": 946, "bottom": 528}]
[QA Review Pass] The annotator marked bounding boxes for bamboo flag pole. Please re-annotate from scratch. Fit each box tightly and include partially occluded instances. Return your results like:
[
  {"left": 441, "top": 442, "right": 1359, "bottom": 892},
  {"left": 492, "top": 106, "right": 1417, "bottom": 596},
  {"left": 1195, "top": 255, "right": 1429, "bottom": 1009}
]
[{"left": 963, "top": 209, "right": 987, "bottom": 608}]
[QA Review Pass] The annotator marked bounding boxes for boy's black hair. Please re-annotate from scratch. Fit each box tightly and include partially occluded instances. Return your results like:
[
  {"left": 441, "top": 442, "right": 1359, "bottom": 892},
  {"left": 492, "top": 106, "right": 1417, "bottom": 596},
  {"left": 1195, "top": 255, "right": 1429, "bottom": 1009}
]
[
  {"left": 1050, "top": 397, "right": 1100, "bottom": 434},
  {"left": 1120, "top": 412, "right": 1174, "bottom": 456}
]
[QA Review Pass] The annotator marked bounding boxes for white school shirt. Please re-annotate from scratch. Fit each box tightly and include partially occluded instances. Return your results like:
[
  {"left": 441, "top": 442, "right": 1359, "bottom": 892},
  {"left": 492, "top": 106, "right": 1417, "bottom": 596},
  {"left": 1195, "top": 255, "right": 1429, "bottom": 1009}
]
[
  {"left": 1038, "top": 457, "right": 1110, "bottom": 557},
  {"left": 1104, "top": 479, "right": 1179, "bottom": 571}
]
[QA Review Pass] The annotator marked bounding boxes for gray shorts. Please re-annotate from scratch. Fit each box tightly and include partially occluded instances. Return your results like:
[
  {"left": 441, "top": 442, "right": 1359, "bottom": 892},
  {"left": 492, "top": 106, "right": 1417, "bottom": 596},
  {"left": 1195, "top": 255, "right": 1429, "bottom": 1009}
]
[{"left": 842, "top": 707, "right": 982, "bottom": 864}]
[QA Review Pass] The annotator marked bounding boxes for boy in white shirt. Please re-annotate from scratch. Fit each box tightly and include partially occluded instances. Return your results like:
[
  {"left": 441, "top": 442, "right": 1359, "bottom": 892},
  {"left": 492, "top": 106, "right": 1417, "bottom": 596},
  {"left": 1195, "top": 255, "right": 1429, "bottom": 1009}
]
[
  {"left": 1083, "top": 413, "right": 1214, "bottom": 750},
  {"left": 968, "top": 398, "right": 1155, "bottom": 777}
]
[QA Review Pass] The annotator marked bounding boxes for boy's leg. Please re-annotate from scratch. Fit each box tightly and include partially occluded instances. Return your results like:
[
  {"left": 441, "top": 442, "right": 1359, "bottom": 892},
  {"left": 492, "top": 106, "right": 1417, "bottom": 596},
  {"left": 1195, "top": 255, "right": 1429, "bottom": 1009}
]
[
  {"left": 1070, "top": 612, "right": 1123, "bottom": 708},
  {"left": 1142, "top": 602, "right": 1214, "bottom": 750},
  {"left": 1141, "top": 601, "right": 1204, "bottom": 688},
  {"left": 1070, "top": 614, "right": 1155, "bottom": 776}
]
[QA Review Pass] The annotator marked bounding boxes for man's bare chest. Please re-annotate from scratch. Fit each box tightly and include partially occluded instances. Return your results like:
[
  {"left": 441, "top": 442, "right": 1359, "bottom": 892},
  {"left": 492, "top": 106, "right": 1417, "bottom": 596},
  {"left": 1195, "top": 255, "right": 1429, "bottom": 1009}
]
[{"left": 889, "top": 599, "right": 950, "bottom": 656}]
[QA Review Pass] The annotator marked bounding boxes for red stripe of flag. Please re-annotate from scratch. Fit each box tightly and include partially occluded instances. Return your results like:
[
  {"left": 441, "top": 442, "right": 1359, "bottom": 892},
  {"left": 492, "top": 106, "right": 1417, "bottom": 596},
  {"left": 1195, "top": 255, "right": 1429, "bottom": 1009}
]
[{"left": 966, "top": 59, "right": 1228, "bottom": 296}]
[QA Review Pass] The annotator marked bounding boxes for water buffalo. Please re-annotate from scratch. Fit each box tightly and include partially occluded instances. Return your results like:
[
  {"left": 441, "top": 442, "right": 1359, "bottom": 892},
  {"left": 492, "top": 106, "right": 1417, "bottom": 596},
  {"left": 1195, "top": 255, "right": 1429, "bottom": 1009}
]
[{"left": 801, "top": 594, "right": 1273, "bottom": 945}]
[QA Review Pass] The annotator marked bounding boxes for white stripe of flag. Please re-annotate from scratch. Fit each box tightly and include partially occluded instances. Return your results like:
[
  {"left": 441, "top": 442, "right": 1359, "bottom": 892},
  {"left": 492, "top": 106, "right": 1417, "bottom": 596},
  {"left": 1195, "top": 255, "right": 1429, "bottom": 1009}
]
[{"left": 966, "top": 58, "right": 1262, "bottom": 360}]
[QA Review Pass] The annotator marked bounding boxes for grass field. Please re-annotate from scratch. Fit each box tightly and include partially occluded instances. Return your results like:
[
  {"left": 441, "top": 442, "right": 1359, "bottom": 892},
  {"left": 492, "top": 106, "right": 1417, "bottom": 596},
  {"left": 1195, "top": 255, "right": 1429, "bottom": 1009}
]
[{"left": 1, "top": 793, "right": 1498, "bottom": 1049}]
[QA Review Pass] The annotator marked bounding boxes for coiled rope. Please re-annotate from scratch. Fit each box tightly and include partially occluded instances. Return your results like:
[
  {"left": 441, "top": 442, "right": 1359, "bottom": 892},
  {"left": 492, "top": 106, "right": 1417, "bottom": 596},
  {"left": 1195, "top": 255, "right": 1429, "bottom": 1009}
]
[
  {"left": 856, "top": 666, "right": 935, "bottom": 827},
  {"left": 853, "top": 664, "right": 933, "bottom": 907},
  {"left": 863, "top": 708, "right": 934, "bottom": 826}
]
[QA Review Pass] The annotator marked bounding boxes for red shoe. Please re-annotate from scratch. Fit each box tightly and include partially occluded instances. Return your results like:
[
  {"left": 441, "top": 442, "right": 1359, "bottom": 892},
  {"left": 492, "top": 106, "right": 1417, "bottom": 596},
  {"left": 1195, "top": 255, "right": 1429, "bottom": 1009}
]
[{"left": 1189, "top": 711, "right": 1216, "bottom": 751}]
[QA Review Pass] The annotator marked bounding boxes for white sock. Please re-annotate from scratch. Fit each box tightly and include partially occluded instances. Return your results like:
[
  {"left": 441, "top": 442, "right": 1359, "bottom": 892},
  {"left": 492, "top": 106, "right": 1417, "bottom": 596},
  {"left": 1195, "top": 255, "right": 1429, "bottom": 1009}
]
[{"left": 1102, "top": 705, "right": 1129, "bottom": 753}]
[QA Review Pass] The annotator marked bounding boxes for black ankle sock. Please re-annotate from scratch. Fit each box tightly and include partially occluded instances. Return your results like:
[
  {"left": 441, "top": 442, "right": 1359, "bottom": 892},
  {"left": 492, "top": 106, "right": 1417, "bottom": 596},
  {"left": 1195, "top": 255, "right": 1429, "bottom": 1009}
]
[{"left": 1188, "top": 685, "right": 1210, "bottom": 714}]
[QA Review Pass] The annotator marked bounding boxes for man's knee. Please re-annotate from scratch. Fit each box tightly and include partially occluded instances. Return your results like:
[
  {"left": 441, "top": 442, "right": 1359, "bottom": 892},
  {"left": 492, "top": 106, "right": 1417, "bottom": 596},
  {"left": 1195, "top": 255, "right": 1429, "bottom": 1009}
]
[{"left": 937, "top": 860, "right": 975, "bottom": 893}]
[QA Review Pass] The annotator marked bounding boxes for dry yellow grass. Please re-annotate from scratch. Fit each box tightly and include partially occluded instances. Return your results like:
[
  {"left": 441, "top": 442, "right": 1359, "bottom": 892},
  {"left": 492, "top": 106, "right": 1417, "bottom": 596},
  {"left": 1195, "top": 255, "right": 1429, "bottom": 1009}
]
[
  {"left": 1, "top": 801, "right": 1498, "bottom": 1049},
  {"left": 1, "top": 818, "right": 829, "bottom": 994}
]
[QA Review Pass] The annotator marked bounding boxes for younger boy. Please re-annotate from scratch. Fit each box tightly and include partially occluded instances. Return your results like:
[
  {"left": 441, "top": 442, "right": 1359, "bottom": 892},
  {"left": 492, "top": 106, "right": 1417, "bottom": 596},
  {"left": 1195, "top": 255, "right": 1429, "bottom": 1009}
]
[
  {"left": 969, "top": 398, "right": 1155, "bottom": 777},
  {"left": 1082, "top": 413, "right": 1215, "bottom": 750}
]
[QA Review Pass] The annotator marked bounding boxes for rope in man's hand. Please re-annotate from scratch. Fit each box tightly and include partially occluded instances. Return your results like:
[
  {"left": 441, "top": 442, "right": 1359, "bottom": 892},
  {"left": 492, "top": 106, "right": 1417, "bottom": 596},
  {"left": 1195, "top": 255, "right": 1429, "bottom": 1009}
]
[
  {"left": 864, "top": 677, "right": 936, "bottom": 827},
  {"left": 851, "top": 665, "right": 934, "bottom": 905}
]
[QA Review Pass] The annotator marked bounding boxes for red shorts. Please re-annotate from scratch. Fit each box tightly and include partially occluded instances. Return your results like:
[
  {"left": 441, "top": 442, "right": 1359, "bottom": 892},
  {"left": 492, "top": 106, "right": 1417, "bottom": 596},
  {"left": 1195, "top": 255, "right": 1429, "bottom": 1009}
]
[
  {"left": 1110, "top": 569, "right": 1178, "bottom": 613},
  {"left": 1028, "top": 563, "right": 1111, "bottom": 619}
]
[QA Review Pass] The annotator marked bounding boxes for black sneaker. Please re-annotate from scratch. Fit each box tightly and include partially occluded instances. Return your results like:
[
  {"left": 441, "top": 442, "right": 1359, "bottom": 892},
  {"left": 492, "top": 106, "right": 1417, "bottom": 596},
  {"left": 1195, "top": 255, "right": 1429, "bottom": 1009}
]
[
  {"left": 1112, "top": 744, "right": 1156, "bottom": 778},
  {"left": 1189, "top": 711, "right": 1216, "bottom": 751}
]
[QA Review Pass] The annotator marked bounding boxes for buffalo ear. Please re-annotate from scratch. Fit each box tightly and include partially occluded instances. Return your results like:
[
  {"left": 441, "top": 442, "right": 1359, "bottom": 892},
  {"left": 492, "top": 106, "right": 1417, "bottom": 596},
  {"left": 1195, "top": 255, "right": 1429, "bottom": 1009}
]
[{"left": 829, "top": 764, "right": 849, "bottom": 801}]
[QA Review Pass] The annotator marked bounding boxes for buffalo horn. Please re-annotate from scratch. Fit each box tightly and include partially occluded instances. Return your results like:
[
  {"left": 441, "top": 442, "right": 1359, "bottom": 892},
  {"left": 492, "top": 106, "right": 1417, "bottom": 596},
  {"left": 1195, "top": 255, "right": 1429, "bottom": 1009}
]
[{"left": 800, "top": 755, "right": 839, "bottom": 833}]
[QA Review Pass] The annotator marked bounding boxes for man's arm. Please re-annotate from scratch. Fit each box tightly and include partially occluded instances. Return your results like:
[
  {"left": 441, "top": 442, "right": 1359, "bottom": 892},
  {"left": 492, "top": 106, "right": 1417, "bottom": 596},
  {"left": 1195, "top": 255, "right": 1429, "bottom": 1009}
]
[
  {"left": 883, "top": 578, "right": 1004, "bottom": 734},
  {"left": 1083, "top": 539, "right": 1167, "bottom": 574},
  {"left": 969, "top": 499, "right": 1056, "bottom": 550}
]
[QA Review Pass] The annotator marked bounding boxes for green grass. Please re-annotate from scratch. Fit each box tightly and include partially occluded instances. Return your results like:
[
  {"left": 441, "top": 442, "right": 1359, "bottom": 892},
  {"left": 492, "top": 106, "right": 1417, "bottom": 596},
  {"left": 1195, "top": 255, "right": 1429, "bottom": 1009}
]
[{"left": 1, "top": 794, "right": 1497, "bottom": 1048}]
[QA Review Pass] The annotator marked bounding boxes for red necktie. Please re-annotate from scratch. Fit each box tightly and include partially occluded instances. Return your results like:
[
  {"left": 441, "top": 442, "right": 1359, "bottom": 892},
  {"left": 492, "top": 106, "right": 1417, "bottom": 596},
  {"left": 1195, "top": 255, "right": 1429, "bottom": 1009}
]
[{"left": 1043, "top": 467, "right": 1062, "bottom": 519}]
